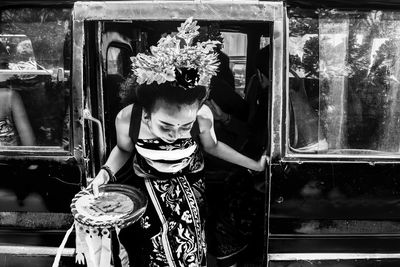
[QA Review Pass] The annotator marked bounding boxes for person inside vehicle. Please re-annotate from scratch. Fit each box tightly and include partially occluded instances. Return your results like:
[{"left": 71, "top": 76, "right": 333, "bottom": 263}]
[
  {"left": 289, "top": 68, "right": 328, "bottom": 152},
  {"left": 205, "top": 49, "right": 252, "bottom": 267},
  {"left": 207, "top": 45, "right": 271, "bottom": 267},
  {"left": 90, "top": 18, "right": 268, "bottom": 267},
  {"left": 0, "top": 42, "right": 35, "bottom": 147}
]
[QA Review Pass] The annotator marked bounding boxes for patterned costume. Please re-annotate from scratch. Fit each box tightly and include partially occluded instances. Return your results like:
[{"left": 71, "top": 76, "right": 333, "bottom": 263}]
[
  {"left": 118, "top": 104, "right": 207, "bottom": 267},
  {"left": 0, "top": 90, "right": 18, "bottom": 146}
]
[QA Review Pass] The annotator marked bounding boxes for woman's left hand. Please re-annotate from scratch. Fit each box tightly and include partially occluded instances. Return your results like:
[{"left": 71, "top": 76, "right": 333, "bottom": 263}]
[{"left": 254, "top": 154, "right": 269, "bottom": 172}]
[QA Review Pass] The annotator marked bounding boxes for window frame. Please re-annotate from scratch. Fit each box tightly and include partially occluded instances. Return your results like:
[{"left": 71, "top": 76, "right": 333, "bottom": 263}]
[
  {"left": 282, "top": 5, "right": 400, "bottom": 163},
  {"left": 0, "top": 5, "right": 76, "bottom": 160},
  {"left": 73, "top": 1, "right": 284, "bottom": 167}
]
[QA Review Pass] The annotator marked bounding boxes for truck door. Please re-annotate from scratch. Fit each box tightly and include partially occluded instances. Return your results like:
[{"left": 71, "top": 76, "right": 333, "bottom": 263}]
[
  {"left": 74, "top": 1, "right": 284, "bottom": 266},
  {"left": 0, "top": 2, "right": 85, "bottom": 266},
  {"left": 268, "top": 1, "right": 400, "bottom": 266}
]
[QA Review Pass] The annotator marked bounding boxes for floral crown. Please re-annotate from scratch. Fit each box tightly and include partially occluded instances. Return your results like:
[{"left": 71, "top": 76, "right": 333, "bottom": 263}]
[{"left": 130, "top": 17, "right": 221, "bottom": 89}]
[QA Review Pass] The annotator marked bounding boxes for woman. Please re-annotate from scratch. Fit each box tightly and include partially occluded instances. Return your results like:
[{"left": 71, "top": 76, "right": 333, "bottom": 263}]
[
  {"left": 90, "top": 18, "right": 267, "bottom": 267},
  {"left": 0, "top": 42, "right": 35, "bottom": 147},
  {"left": 0, "top": 88, "right": 35, "bottom": 146}
]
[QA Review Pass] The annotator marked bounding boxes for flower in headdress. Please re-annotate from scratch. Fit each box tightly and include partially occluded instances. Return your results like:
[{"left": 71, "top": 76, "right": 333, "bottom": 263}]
[
  {"left": 130, "top": 17, "right": 220, "bottom": 88},
  {"left": 176, "top": 17, "right": 200, "bottom": 46}
]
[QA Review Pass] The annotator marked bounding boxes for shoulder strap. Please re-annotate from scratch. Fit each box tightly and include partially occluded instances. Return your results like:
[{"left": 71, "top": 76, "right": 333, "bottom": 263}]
[{"left": 128, "top": 104, "right": 142, "bottom": 144}]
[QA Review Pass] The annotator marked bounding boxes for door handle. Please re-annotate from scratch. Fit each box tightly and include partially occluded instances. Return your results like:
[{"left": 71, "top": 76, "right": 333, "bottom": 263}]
[{"left": 83, "top": 108, "right": 106, "bottom": 165}]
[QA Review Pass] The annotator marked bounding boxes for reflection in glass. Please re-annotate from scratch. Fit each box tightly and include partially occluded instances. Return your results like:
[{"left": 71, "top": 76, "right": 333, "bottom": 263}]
[
  {"left": 289, "top": 8, "right": 400, "bottom": 154},
  {"left": 0, "top": 8, "right": 71, "bottom": 149},
  {"left": 107, "top": 46, "right": 124, "bottom": 76},
  {"left": 221, "top": 32, "right": 247, "bottom": 97},
  {"left": 0, "top": 88, "right": 35, "bottom": 146}
]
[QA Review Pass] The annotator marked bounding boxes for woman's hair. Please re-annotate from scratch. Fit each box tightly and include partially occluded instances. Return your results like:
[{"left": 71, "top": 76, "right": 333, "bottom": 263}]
[{"left": 119, "top": 75, "right": 208, "bottom": 112}]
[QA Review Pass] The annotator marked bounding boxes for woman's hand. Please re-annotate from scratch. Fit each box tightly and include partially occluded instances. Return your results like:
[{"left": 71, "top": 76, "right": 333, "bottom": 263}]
[
  {"left": 253, "top": 154, "right": 269, "bottom": 172},
  {"left": 90, "top": 169, "right": 110, "bottom": 197}
]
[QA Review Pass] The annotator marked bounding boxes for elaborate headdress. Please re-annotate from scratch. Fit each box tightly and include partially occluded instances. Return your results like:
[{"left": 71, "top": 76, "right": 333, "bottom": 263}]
[{"left": 130, "top": 17, "right": 220, "bottom": 89}]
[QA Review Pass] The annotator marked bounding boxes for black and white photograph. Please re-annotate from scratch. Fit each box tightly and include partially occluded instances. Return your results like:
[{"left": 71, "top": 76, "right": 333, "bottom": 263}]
[{"left": 1, "top": 0, "right": 400, "bottom": 267}]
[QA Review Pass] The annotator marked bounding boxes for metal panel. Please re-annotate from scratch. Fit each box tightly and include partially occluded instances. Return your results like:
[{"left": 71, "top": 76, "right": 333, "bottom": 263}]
[
  {"left": 269, "top": 253, "right": 400, "bottom": 261},
  {"left": 288, "top": 0, "right": 400, "bottom": 9},
  {"left": 71, "top": 18, "right": 85, "bottom": 170},
  {"left": 74, "top": 1, "right": 282, "bottom": 22},
  {"left": 95, "top": 22, "right": 106, "bottom": 164},
  {"left": 270, "top": 7, "right": 285, "bottom": 162},
  {"left": 0, "top": 245, "right": 75, "bottom": 256}
]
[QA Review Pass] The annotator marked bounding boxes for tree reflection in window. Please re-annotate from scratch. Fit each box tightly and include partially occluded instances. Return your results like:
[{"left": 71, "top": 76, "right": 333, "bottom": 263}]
[
  {"left": 0, "top": 8, "right": 71, "bottom": 149},
  {"left": 289, "top": 8, "right": 400, "bottom": 154}
]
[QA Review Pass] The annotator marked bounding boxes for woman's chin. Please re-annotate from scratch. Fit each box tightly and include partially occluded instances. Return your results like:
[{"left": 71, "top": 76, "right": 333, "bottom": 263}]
[{"left": 162, "top": 138, "right": 176, "bottom": 143}]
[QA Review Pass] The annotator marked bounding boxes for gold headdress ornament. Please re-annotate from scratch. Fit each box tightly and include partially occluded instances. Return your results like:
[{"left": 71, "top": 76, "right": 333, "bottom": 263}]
[{"left": 130, "top": 17, "right": 221, "bottom": 88}]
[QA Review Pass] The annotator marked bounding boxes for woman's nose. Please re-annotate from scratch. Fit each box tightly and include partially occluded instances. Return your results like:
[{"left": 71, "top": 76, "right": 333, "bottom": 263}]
[{"left": 168, "top": 129, "right": 179, "bottom": 140}]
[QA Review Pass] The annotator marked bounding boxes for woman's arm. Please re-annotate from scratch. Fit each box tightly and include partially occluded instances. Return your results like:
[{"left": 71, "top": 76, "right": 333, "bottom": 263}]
[
  {"left": 104, "top": 104, "right": 135, "bottom": 172},
  {"left": 11, "top": 91, "right": 35, "bottom": 146},
  {"left": 91, "top": 104, "right": 135, "bottom": 196},
  {"left": 198, "top": 105, "right": 267, "bottom": 172}
]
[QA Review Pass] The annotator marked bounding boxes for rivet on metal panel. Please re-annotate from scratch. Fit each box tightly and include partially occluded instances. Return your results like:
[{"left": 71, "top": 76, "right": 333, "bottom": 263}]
[{"left": 276, "top": 196, "right": 284, "bottom": 204}]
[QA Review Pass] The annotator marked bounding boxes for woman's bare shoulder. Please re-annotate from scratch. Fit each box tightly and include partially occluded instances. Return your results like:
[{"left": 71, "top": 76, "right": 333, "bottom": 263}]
[
  {"left": 197, "top": 104, "right": 213, "bottom": 132},
  {"left": 116, "top": 104, "right": 133, "bottom": 124},
  {"left": 116, "top": 104, "right": 134, "bottom": 151},
  {"left": 197, "top": 104, "right": 213, "bottom": 120}
]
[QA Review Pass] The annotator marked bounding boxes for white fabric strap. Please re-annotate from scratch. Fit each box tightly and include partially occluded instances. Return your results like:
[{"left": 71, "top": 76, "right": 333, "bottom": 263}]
[
  {"left": 99, "top": 229, "right": 111, "bottom": 267},
  {"left": 52, "top": 223, "right": 74, "bottom": 267}
]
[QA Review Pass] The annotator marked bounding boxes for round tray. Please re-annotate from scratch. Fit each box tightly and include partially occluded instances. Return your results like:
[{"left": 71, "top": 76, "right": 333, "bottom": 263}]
[{"left": 71, "top": 184, "right": 147, "bottom": 229}]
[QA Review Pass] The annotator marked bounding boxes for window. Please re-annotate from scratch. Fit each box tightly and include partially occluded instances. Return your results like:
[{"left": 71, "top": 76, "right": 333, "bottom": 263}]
[
  {"left": 0, "top": 8, "right": 72, "bottom": 150},
  {"left": 107, "top": 46, "right": 123, "bottom": 76},
  {"left": 221, "top": 32, "right": 247, "bottom": 97},
  {"left": 289, "top": 8, "right": 400, "bottom": 155},
  {"left": 107, "top": 45, "right": 131, "bottom": 77}
]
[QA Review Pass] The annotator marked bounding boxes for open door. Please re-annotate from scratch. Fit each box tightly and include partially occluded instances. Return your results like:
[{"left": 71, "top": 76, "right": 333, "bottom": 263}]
[
  {"left": 0, "top": 2, "right": 84, "bottom": 265},
  {"left": 74, "top": 1, "right": 284, "bottom": 266}
]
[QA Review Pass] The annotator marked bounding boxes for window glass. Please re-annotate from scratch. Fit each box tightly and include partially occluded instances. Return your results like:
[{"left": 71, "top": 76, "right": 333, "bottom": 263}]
[
  {"left": 221, "top": 32, "right": 247, "bottom": 97},
  {"left": 107, "top": 46, "right": 132, "bottom": 77},
  {"left": 0, "top": 8, "right": 71, "bottom": 149},
  {"left": 289, "top": 8, "right": 400, "bottom": 155},
  {"left": 107, "top": 46, "right": 122, "bottom": 76}
]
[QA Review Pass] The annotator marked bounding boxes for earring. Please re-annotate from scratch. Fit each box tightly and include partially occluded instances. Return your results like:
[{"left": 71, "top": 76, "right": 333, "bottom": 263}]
[{"left": 143, "top": 113, "right": 151, "bottom": 127}]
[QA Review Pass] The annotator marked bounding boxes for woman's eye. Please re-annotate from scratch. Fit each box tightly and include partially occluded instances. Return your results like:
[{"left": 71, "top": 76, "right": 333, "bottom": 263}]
[{"left": 160, "top": 126, "right": 171, "bottom": 132}]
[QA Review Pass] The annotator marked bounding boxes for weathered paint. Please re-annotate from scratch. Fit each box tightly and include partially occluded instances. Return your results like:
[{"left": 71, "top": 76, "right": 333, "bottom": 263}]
[
  {"left": 72, "top": 18, "right": 85, "bottom": 174},
  {"left": 0, "top": 212, "right": 73, "bottom": 229},
  {"left": 73, "top": 1, "right": 283, "bottom": 21},
  {"left": 269, "top": 253, "right": 400, "bottom": 261}
]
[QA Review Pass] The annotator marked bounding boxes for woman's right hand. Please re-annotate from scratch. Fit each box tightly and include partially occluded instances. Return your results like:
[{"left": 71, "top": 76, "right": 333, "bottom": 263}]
[{"left": 90, "top": 169, "right": 110, "bottom": 197}]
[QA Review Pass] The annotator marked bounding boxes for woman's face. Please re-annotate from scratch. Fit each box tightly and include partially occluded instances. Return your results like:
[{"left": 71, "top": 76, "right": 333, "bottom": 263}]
[{"left": 147, "top": 99, "right": 199, "bottom": 143}]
